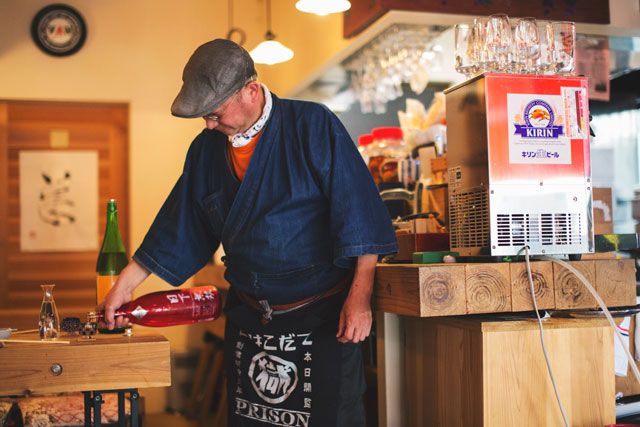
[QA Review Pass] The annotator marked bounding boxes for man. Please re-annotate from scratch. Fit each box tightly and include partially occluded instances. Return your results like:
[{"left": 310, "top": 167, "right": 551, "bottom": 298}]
[{"left": 100, "top": 39, "right": 397, "bottom": 426}]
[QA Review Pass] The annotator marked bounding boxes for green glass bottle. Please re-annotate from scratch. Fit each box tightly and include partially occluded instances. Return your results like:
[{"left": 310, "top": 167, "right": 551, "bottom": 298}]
[{"left": 96, "top": 199, "right": 128, "bottom": 333}]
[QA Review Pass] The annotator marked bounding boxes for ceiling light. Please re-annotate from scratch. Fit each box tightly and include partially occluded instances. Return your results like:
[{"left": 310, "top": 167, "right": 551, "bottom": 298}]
[
  {"left": 295, "top": 0, "right": 351, "bottom": 16},
  {"left": 250, "top": 0, "right": 294, "bottom": 65},
  {"left": 250, "top": 35, "right": 294, "bottom": 65}
]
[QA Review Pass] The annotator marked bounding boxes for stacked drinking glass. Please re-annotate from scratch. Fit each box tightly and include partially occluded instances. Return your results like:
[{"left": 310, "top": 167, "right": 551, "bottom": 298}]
[{"left": 454, "top": 14, "right": 576, "bottom": 77}]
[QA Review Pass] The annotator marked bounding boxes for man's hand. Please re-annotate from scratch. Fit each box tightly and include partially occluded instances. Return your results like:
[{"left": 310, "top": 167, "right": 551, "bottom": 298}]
[
  {"left": 97, "top": 284, "right": 133, "bottom": 330},
  {"left": 96, "top": 260, "right": 150, "bottom": 330},
  {"left": 336, "top": 254, "right": 377, "bottom": 344},
  {"left": 337, "top": 291, "right": 372, "bottom": 343}
]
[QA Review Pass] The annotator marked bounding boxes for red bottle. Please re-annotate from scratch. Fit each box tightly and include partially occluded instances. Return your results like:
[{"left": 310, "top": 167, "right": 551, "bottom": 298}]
[{"left": 89, "top": 286, "right": 221, "bottom": 327}]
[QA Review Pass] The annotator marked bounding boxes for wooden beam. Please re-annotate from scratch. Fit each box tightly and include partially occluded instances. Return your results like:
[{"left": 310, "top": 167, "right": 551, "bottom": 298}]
[
  {"left": 553, "top": 260, "right": 597, "bottom": 309},
  {"left": 595, "top": 259, "right": 637, "bottom": 308},
  {"left": 465, "top": 263, "right": 511, "bottom": 314},
  {"left": 510, "top": 261, "right": 555, "bottom": 311},
  {"left": 375, "top": 259, "right": 636, "bottom": 317}
]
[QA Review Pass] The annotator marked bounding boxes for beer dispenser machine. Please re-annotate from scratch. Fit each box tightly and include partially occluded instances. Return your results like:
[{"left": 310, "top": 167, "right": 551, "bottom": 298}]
[{"left": 445, "top": 73, "right": 593, "bottom": 257}]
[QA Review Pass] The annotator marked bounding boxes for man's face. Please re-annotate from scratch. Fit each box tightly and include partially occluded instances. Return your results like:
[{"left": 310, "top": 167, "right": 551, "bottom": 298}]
[{"left": 202, "top": 85, "right": 254, "bottom": 135}]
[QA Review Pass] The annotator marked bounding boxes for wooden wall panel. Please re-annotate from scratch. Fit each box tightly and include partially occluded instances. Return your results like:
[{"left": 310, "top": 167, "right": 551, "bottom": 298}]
[
  {"left": 0, "top": 101, "right": 128, "bottom": 322},
  {"left": 0, "top": 104, "right": 8, "bottom": 306}
]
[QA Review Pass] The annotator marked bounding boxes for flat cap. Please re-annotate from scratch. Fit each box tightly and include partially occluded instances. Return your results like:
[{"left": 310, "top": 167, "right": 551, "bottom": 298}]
[{"left": 171, "top": 39, "right": 257, "bottom": 118}]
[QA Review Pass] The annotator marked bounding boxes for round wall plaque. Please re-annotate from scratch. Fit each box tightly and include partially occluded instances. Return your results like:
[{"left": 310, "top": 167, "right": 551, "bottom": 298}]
[{"left": 31, "top": 4, "right": 87, "bottom": 56}]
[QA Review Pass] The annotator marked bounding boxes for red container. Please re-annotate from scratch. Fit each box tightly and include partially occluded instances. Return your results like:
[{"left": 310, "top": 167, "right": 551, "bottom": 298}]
[{"left": 91, "top": 286, "right": 221, "bottom": 327}]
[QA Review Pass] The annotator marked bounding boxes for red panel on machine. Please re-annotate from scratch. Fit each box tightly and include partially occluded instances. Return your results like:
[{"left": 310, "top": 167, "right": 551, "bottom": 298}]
[{"left": 484, "top": 74, "right": 590, "bottom": 183}]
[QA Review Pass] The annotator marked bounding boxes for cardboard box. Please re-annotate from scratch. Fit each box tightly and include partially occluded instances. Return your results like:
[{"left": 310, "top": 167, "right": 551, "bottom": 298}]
[{"left": 593, "top": 187, "right": 613, "bottom": 235}]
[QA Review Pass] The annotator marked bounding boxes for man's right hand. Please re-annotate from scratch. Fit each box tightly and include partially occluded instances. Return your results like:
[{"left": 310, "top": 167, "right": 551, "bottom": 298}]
[
  {"left": 96, "top": 260, "right": 150, "bottom": 330},
  {"left": 97, "top": 283, "right": 133, "bottom": 330}
]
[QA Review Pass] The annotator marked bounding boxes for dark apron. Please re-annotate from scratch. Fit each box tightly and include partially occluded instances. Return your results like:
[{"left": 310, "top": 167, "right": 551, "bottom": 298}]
[{"left": 223, "top": 288, "right": 366, "bottom": 427}]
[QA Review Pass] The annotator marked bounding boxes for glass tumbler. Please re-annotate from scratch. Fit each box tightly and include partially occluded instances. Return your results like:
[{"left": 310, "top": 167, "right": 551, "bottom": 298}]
[
  {"left": 454, "top": 23, "right": 478, "bottom": 78},
  {"left": 486, "top": 14, "right": 512, "bottom": 72},
  {"left": 537, "top": 21, "right": 556, "bottom": 74},
  {"left": 513, "top": 18, "right": 540, "bottom": 74},
  {"left": 553, "top": 21, "right": 576, "bottom": 74}
]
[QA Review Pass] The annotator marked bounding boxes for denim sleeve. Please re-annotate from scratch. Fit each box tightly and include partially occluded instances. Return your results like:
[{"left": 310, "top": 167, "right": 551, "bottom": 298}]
[
  {"left": 133, "top": 138, "right": 219, "bottom": 286},
  {"left": 308, "top": 105, "right": 398, "bottom": 268}
]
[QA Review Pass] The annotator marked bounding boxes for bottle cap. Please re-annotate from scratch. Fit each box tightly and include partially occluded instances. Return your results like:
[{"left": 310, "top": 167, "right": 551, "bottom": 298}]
[
  {"left": 358, "top": 134, "right": 373, "bottom": 146},
  {"left": 371, "top": 127, "right": 403, "bottom": 140},
  {"left": 107, "top": 199, "right": 118, "bottom": 212}
]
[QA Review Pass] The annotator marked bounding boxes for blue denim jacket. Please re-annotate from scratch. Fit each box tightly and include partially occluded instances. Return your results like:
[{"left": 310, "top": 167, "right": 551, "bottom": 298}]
[{"left": 133, "top": 94, "right": 397, "bottom": 304}]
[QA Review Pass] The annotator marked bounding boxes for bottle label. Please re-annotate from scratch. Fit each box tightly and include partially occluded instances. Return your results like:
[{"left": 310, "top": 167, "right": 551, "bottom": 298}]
[
  {"left": 96, "top": 275, "right": 118, "bottom": 305},
  {"left": 190, "top": 288, "right": 218, "bottom": 319},
  {"left": 131, "top": 305, "right": 149, "bottom": 319}
]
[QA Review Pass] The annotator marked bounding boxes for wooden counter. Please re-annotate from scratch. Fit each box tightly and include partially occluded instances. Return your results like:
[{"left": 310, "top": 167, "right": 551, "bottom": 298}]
[
  {"left": 373, "top": 259, "right": 635, "bottom": 427},
  {"left": 0, "top": 332, "right": 171, "bottom": 396},
  {"left": 375, "top": 259, "right": 636, "bottom": 317}
]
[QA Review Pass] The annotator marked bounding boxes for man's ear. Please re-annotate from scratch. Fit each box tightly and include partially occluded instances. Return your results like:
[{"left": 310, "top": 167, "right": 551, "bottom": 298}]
[{"left": 246, "top": 81, "right": 262, "bottom": 101}]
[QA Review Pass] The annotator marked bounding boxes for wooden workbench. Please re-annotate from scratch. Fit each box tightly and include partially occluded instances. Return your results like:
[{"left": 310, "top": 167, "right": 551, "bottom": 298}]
[
  {"left": 0, "top": 332, "right": 170, "bottom": 396},
  {"left": 0, "top": 332, "right": 171, "bottom": 426}
]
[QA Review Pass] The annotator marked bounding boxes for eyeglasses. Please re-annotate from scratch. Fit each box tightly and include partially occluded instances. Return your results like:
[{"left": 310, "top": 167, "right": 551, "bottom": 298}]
[
  {"left": 202, "top": 77, "right": 257, "bottom": 122},
  {"left": 203, "top": 90, "right": 241, "bottom": 122}
]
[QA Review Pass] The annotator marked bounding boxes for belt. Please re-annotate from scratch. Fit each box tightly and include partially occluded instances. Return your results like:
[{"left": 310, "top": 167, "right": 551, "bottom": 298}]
[{"left": 235, "top": 274, "right": 352, "bottom": 324}]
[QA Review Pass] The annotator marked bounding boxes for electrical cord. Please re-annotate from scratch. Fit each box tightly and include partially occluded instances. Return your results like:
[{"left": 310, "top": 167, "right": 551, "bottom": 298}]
[
  {"left": 521, "top": 249, "right": 640, "bottom": 426},
  {"left": 540, "top": 255, "right": 640, "bottom": 386},
  {"left": 523, "top": 246, "right": 570, "bottom": 427}
]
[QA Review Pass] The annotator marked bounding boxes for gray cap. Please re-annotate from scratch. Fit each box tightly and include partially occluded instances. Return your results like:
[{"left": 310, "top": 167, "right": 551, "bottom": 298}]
[{"left": 171, "top": 39, "right": 257, "bottom": 118}]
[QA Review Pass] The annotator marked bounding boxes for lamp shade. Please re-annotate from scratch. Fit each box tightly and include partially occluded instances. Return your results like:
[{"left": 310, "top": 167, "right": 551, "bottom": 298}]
[
  {"left": 250, "top": 39, "right": 294, "bottom": 65},
  {"left": 295, "top": 0, "right": 351, "bottom": 16}
]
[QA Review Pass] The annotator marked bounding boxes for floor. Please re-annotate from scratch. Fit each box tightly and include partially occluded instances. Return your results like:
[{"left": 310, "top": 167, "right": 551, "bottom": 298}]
[{"left": 144, "top": 413, "right": 197, "bottom": 427}]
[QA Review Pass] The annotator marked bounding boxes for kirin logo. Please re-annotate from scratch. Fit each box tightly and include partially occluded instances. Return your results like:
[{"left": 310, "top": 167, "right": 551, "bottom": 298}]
[
  {"left": 515, "top": 99, "right": 564, "bottom": 139},
  {"left": 248, "top": 352, "right": 298, "bottom": 404}
]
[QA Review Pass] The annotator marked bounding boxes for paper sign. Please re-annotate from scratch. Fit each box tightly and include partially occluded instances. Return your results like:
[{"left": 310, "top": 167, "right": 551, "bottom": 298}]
[{"left": 20, "top": 150, "right": 98, "bottom": 252}]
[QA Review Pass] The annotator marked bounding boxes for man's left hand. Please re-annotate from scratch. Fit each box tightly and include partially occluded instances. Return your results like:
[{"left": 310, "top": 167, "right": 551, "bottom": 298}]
[{"left": 336, "top": 291, "right": 372, "bottom": 344}]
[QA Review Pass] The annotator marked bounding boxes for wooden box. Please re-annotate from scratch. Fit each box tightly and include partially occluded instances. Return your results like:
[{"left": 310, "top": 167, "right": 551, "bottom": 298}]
[
  {"left": 593, "top": 187, "right": 613, "bottom": 235},
  {"left": 378, "top": 316, "right": 615, "bottom": 427}
]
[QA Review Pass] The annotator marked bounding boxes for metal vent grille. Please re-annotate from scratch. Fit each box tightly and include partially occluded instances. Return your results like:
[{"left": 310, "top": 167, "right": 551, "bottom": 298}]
[
  {"left": 449, "top": 187, "right": 489, "bottom": 249},
  {"left": 496, "top": 213, "right": 583, "bottom": 247}
]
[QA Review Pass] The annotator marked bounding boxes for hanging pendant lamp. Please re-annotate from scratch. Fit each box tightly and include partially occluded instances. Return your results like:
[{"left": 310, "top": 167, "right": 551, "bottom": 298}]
[
  {"left": 295, "top": 0, "right": 351, "bottom": 16},
  {"left": 250, "top": 0, "right": 293, "bottom": 65}
]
